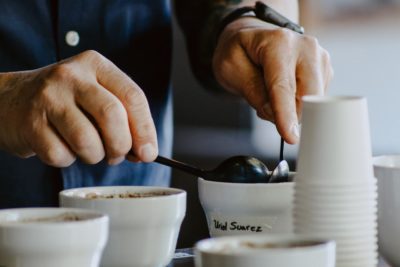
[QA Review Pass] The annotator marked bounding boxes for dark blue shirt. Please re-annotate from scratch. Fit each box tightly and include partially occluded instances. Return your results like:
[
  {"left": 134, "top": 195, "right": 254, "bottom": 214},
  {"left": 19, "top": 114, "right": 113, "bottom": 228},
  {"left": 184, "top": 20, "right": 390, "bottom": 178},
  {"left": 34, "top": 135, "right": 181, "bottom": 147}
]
[{"left": 0, "top": 0, "right": 173, "bottom": 208}]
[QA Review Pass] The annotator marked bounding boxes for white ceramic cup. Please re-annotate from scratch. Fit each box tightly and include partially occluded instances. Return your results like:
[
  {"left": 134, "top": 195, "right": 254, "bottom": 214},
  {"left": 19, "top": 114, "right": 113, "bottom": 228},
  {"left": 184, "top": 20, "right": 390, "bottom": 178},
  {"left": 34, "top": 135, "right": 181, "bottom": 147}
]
[
  {"left": 194, "top": 234, "right": 336, "bottom": 267},
  {"left": 0, "top": 207, "right": 108, "bottom": 267},
  {"left": 60, "top": 186, "right": 186, "bottom": 267},
  {"left": 198, "top": 176, "right": 294, "bottom": 237},
  {"left": 373, "top": 155, "right": 400, "bottom": 267}
]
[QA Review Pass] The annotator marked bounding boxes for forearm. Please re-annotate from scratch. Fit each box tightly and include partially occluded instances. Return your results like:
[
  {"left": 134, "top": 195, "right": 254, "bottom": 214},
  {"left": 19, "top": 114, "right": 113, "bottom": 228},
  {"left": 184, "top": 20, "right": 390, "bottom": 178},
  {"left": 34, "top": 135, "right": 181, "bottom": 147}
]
[{"left": 174, "top": 0, "right": 299, "bottom": 91}]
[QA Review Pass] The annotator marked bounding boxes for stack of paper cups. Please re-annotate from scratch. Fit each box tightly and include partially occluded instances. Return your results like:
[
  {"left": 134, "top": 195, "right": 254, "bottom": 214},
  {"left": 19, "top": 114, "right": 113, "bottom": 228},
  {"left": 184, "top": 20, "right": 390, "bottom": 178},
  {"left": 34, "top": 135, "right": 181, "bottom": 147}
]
[{"left": 293, "top": 96, "right": 378, "bottom": 267}]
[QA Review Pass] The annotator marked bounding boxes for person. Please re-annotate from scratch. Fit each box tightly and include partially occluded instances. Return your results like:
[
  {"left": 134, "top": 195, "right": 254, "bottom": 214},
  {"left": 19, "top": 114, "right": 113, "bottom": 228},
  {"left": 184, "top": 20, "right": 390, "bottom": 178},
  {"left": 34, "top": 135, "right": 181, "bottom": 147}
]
[{"left": 0, "top": 0, "right": 332, "bottom": 208}]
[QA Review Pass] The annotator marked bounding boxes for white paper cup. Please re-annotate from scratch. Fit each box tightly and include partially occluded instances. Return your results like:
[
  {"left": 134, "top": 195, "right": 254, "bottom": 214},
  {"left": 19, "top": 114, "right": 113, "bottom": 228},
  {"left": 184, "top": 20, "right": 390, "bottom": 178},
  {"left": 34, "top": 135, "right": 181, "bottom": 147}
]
[
  {"left": 373, "top": 155, "right": 400, "bottom": 267},
  {"left": 60, "top": 186, "right": 186, "bottom": 267},
  {"left": 296, "top": 96, "right": 374, "bottom": 183},
  {"left": 0, "top": 208, "right": 108, "bottom": 267},
  {"left": 194, "top": 234, "right": 336, "bottom": 267}
]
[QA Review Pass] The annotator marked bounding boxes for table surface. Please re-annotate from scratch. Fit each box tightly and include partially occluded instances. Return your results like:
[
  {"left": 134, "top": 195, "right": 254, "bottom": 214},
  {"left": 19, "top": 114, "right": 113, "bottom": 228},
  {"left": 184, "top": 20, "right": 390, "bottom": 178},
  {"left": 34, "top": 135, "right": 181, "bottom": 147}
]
[{"left": 169, "top": 249, "right": 391, "bottom": 267}]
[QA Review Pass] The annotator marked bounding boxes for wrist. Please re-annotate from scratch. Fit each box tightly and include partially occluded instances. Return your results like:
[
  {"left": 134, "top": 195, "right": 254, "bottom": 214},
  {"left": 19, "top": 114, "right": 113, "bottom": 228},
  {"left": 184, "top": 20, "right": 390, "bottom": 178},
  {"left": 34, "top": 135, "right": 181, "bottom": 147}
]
[{"left": 215, "top": 1, "right": 303, "bottom": 45}]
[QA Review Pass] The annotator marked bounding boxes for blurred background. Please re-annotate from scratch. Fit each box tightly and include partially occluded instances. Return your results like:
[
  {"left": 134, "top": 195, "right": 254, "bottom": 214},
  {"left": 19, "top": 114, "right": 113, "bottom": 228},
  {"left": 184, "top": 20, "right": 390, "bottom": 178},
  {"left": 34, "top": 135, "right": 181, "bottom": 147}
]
[{"left": 171, "top": 0, "right": 400, "bottom": 248}]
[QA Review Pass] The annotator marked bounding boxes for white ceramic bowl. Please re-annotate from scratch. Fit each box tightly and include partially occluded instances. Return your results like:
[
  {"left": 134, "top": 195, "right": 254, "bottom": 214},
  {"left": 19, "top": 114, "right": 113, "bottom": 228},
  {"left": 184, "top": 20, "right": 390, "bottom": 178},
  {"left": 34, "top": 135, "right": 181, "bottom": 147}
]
[
  {"left": 373, "top": 155, "right": 400, "bottom": 267},
  {"left": 60, "top": 186, "right": 186, "bottom": 267},
  {"left": 0, "top": 207, "right": 108, "bottom": 267},
  {"left": 198, "top": 176, "right": 294, "bottom": 237},
  {"left": 194, "top": 234, "right": 336, "bottom": 267}
]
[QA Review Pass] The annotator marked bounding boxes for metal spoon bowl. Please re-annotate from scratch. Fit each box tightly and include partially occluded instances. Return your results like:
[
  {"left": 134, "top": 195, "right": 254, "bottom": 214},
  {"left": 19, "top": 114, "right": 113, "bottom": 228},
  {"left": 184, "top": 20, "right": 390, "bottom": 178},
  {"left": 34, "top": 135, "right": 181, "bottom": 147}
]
[
  {"left": 269, "top": 137, "right": 290, "bottom": 183},
  {"left": 155, "top": 155, "right": 271, "bottom": 183},
  {"left": 131, "top": 138, "right": 290, "bottom": 183}
]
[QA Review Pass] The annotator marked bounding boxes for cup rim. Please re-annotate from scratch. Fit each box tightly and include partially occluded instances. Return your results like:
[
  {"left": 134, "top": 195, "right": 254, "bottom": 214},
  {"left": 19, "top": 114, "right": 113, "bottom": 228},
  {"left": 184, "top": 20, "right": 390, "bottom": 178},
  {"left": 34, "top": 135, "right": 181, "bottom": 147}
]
[
  {"left": 59, "top": 185, "right": 186, "bottom": 201},
  {"left": 293, "top": 204, "right": 377, "bottom": 215},
  {"left": 302, "top": 95, "right": 365, "bottom": 105},
  {"left": 294, "top": 216, "right": 377, "bottom": 227},
  {"left": 195, "top": 234, "right": 334, "bottom": 255},
  {"left": 0, "top": 207, "right": 108, "bottom": 228},
  {"left": 293, "top": 177, "right": 376, "bottom": 186},
  {"left": 373, "top": 155, "right": 400, "bottom": 169},
  {"left": 198, "top": 177, "right": 294, "bottom": 187}
]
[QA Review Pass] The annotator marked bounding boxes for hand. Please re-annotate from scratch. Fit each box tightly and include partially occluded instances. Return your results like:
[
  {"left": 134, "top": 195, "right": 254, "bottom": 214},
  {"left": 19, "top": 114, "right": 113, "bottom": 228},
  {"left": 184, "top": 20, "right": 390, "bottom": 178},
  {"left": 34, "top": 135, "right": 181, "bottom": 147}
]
[
  {"left": 213, "top": 17, "right": 333, "bottom": 144},
  {"left": 0, "top": 50, "right": 158, "bottom": 167}
]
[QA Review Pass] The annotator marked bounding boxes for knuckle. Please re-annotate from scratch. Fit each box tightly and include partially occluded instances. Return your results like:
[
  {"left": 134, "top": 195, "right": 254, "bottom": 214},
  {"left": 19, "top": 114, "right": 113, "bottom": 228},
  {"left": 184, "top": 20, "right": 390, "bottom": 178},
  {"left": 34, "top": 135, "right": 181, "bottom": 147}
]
[
  {"left": 71, "top": 131, "right": 95, "bottom": 154},
  {"left": 37, "top": 84, "right": 55, "bottom": 105},
  {"left": 236, "top": 29, "right": 251, "bottom": 43},
  {"left": 49, "top": 63, "right": 76, "bottom": 82},
  {"left": 26, "top": 114, "right": 46, "bottom": 138},
  {"left": 82, "top": 50, "right": 102, "bottom": 60},
  {"left": 99, "top": 99, "right": 126, "bottom": 122},
  {"left": 270, "top": 77, "right": 293, "bottom": 93},
  {"left": 81, "top": 50, "right": 108, "bottom": 67},
  {"left": 124, "top": 87, "right": 148, "bottom": 110},
  {"left": 303, "top": 35, "right": 320, "bottom": 51},
  {"left": 108, "top": 139, "right": 131, "bottom": 158},
  {"left": 42, "top": 145, "right": 75, "bottom": 167},
  {"left": 69, "top": 131, "right": 105, "bottom": 164},
  {"left": 132, "top": 118, "right": 156, "bottom": 142},
  {"left": 271, "top": 28, "right": 292, "bottom": 42}
]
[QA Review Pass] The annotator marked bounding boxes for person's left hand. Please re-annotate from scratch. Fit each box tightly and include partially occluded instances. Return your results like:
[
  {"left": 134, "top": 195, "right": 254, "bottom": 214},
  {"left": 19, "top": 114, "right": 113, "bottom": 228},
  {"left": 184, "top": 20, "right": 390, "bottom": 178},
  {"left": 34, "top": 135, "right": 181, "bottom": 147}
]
[{"left": 213, "top": 17, "right": 333, "bottom": 144}]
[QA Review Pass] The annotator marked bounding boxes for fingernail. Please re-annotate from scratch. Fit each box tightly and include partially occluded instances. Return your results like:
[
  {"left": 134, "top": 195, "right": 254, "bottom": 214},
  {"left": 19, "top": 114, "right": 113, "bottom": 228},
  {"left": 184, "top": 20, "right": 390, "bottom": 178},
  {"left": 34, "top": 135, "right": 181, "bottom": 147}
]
[
  {"left": 291, "top": 123, "right": 300, "bottom": 141},
  {"left": 139, "top": 143, "right": 157, "bottom": 162}
]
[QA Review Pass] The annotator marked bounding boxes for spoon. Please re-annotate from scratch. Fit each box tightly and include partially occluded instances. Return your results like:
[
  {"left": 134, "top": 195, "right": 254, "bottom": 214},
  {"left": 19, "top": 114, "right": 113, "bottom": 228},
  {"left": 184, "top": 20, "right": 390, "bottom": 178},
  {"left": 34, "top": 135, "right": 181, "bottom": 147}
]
[
  {"left": 269, "top": 137, "right": 290, "bottom": 183},
  {"left": 154, "top": 155, "right": 271, "bottom": 183}
]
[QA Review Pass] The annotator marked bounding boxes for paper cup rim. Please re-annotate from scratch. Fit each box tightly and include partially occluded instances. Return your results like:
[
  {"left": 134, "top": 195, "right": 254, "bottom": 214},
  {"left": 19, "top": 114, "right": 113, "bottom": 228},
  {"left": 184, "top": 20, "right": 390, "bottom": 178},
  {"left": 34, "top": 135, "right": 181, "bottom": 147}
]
[
  {"left": 373, "top": 154, "right": 400, "bottom": 169},
  {"left": 302, "top": 95, "right": 365, "bottom": 105}
]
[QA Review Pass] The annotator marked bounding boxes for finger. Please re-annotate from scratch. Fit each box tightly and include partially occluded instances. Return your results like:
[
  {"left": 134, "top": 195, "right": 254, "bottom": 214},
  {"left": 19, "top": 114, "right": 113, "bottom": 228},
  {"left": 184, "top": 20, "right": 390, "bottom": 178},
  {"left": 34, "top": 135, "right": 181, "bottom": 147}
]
[
  {"left": 295, "top": 57, "right": 325, "bottom": 121},
  {"left": 92, "top": 55, "right": 158, "bottom": 162},
  {"left": 126, "top": 153, "right": 141, "bottom": 163},
  {"left": 213, "top": 46, "right": 272, "bottom": 121},
  {"left": 261, "top": 46, "right": 299, "bottom": 144},
  {"left": 29, "top": 124, "right": 76, "bottom": 167},
  {"left": 322, "top": 50, "right": 334, "bottom": 92},
  {"left": 238, "top": 64, "right": 272, "bottom": 120},
  {"left": 47, "top": 103, "right": 105, "bottom": 164},
  {"left": 75, "top": 83, "right": 131, "bottom": 165}
]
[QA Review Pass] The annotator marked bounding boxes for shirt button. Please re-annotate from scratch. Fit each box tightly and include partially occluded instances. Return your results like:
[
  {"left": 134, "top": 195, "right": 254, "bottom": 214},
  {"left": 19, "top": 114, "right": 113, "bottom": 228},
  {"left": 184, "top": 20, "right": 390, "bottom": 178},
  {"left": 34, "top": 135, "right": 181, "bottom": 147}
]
[{"left": 65, "top": 30, "right": 80, "bottom": 46}]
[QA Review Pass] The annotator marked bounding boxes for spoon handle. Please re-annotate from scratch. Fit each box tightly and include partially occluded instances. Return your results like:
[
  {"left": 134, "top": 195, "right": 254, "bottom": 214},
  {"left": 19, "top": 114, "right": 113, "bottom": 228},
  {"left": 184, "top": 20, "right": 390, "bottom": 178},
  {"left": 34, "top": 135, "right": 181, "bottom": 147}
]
[
  {"left": 155, "top": 155, "right": 206, "bottom": 178},
  {"left": 279, "top": 137, "right": 285, "bottom": 162}
]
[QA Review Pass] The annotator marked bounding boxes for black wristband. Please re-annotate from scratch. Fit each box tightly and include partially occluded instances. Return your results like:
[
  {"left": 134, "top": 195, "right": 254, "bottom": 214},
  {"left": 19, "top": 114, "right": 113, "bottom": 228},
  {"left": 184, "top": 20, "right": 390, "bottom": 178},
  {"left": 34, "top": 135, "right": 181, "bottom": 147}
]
[{"left": 216, "top": 1, "right": 304, "bottom": 44}]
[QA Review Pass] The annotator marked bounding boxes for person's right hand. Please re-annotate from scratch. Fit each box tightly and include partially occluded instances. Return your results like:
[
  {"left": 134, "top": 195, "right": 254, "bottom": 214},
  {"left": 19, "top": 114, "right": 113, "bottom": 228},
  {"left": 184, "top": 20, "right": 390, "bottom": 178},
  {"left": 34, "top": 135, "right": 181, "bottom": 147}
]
[{"left": 0, "top": 50, "right": 158, "bottom": 167}]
